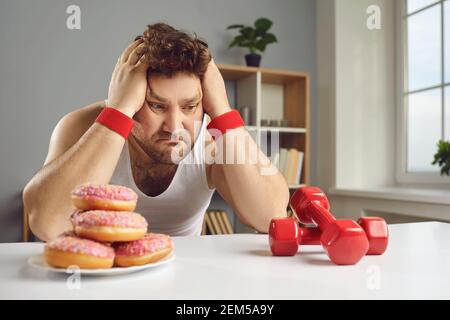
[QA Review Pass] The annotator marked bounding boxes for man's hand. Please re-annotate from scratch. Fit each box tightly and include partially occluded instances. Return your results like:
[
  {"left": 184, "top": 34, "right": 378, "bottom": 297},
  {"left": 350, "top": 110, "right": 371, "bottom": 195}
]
[
  {"left": 201, "top": 58, "right": 232, "bottom": 119},
  {"left": 107, "top": 39, "right": 148, "bottom": 116}
]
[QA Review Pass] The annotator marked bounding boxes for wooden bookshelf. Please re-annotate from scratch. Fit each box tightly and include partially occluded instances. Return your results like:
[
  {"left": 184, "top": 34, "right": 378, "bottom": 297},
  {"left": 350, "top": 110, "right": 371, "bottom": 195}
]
[{"left": 217, "top": 64, "right": 310, "bottom": 187}]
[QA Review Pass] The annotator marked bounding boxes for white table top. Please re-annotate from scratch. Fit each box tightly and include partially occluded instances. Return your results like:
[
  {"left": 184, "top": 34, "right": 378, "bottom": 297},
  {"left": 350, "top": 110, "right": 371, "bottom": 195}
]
[{"left": 0, "top": 221, "right": 449, "bottom": 299}]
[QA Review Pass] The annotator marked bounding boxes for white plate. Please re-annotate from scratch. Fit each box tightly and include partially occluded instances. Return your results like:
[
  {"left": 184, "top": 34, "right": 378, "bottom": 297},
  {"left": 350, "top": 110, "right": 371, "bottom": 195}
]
[{"left": 27, "top": 252, "right": 175, "bottom": 276}]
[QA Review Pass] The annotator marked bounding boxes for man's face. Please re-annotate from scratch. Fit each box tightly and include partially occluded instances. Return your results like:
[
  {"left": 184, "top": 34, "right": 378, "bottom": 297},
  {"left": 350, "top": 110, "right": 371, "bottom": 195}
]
[{"left": 131, "top": 72, "right": 204, "bottom": 165}]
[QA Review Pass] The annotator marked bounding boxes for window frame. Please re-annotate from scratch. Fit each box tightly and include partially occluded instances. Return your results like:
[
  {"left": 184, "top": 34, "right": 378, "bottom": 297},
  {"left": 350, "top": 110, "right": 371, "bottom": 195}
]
[{"left": 396, "top": 0, "right": 450, "bottom": 184}]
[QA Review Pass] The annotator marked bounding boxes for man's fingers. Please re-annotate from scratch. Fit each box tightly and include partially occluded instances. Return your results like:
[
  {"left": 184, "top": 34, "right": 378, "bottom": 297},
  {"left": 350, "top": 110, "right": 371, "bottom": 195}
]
[
  {"left": 128, "top": 43, "right": 147, "bottom": 65},
  {"left": 114, "top": 54, "right": 121, "bottom": 68},
  {"left": 135, "top": 54, "right": 151, "bottom": 72},
  {"left": 120, "top": 39, "right": 144, "bottom": 63},
  {"left": 134, "top": 56, "right": 147, "bottom": 71}
]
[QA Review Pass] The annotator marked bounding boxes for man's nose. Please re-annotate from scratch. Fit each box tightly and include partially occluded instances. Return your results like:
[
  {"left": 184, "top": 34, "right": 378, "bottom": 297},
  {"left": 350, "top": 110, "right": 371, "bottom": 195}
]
[{"left": 162, "top": 110, "right": 183, "bottom": 136}]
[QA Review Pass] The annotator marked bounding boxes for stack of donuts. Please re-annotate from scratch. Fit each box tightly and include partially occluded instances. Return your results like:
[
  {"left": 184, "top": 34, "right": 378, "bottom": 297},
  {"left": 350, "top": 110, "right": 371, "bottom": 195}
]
[{"left": 44, "top": 183, "right": 174, "bottom": 269}]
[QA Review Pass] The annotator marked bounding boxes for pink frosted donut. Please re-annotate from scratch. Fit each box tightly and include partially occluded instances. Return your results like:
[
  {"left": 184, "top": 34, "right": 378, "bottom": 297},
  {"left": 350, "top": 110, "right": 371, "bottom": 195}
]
[
  {"left": 113, "top": 233, "right": 174, "bottom": 267},
  {"left": 71, "top": 183, "right": 138, "bottom": 211},
  {"left": 71, "top": 210, "right": 148, "bottom": 242},
  {"left": 44, "top": 232, "right": 114, "bottom": 269}
]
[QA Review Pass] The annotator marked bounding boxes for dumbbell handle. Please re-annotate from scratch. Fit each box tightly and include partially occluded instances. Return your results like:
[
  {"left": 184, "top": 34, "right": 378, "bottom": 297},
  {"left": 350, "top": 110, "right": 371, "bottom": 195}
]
[
  {"left": 299, "top": 226, "right": 321, "bottom": 245},
  {"left": 296, "top": 201, "right": 336, "bottom": 233},
  {"left": 291, "top": 188, "right": 337, "bottom": 231}
]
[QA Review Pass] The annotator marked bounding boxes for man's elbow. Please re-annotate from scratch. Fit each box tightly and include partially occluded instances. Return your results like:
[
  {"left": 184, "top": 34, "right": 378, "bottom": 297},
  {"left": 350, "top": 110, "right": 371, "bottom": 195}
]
[
  {"left": 23, "top": 184, "right": 60, "bottom": 242},
  {"left": 252, "top": 210, "right": 287, "bottom": 234},
  {"left": 28, "top": 209, "right": 62, "bottom": 242},
  {"left": 252, "top": 189, "right": 290, "bottom": 233}
]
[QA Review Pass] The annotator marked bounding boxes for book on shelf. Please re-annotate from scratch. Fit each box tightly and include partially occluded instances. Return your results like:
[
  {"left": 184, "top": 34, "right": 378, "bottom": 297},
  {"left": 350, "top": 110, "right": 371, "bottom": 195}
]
[
  {"left": 211, "top": 211, "right": 224, "bottom": 234},
  {"left": 204, "top": 212, "right": 215, "bottom": 235},
  {"left": 220, "top": 211, "right": 234, "bottom": 234},
  {"left": 279, "top": 148, "right": 288, "bottom": 174},
  {"left": 286, "top": 149, "right": 297, "bottom": 184},
  {"left": 214, "top": 211, "right": 227, "bottom": 234},
  {"left": 272, "top": 152, "right": 280, "bottom": 170},
  {"left": 294, "top": 151, "right": 304, "bottom": 185},
  {"left": 201, "top": 218, "right": 206, "bottom": 235},
  {"left": 277, "top": 148, "right": 304, "bottom": 185}
]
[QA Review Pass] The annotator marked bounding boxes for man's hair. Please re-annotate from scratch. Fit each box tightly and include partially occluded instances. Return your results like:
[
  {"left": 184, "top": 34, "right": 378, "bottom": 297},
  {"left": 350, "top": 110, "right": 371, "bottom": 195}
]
[{"left": 135, "top": 22, "right": 211, "bottom": 79}]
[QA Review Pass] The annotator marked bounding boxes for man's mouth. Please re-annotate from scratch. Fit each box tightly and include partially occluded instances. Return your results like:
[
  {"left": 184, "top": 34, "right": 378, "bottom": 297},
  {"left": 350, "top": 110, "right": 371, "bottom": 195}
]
[{"left": 158, "top": 139, "right": 180, "bottom": 145}]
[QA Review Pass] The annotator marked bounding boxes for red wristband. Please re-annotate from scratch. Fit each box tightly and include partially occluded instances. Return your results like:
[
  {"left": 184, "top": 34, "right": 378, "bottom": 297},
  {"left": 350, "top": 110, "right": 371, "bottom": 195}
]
[
  {"left": 207, "top": 109, "right": 244, "bottom": 139},
  {"left": 95, "top": 107, "right": 134, "bottom": 139}
]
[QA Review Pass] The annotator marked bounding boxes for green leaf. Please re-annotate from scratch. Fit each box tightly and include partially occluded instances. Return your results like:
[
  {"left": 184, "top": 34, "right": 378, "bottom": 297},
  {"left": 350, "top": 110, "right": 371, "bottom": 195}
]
[
  {"left": 228, "top": 35, "right": 245, "bottom": 48},
  {"left": 254, "top": 40, "right": 266, "bottom": 52},
  {"left": 442, "top": 162, "right": 450, "bottom": 175},
  {"left": 255, "top": 29, "right": 267, "bottom": 38},
  {"left": 228, "top": 39, "right": 239, "bottom": 48},
  {"left": 432, "top": 139, "right": 450, "bottom": 176},
  {"left": 240, "top": 27, "right": 256, "bottom": 40},
  {"left": 263, "top": 33, "right": 278, "bottom": 44},
  {"left": 254, "top": 18, "right": 273, "bottom": 32},
  {"left": 241, "top": 40, "right": 254, "bottom": 49},
  {"left": 227, "top": 24, "right": 244, "bottom": 30}
]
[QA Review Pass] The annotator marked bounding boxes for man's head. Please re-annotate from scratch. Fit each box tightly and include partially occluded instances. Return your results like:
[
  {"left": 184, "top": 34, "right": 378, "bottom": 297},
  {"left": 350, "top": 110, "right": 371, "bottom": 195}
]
[{"left": 131, "top": 22, "right": 211, "bottom": 165}]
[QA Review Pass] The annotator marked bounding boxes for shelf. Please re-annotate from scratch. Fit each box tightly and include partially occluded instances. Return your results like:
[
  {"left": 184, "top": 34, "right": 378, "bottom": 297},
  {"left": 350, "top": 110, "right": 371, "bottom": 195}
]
[
  {"left": 245, "top": 126, "right": 307, "bottom": 133},
  {"left": 218, "top": 64, "right": 309, "bottom": 83},
  {"left": 260, "top": 126, "right": 307, "bottom": 133},
  {"left": 289, "top": 184, "right": 305, "bottom": 189}
]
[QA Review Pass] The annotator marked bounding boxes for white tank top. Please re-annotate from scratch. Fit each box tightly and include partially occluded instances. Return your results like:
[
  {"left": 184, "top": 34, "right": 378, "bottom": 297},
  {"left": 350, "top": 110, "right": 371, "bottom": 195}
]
[{"left": 109, "top": 113, "right": 215, "bottom": 236}]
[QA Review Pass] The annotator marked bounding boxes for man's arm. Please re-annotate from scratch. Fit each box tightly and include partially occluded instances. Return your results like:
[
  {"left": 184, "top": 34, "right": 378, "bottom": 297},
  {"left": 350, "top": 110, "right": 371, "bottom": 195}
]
[
  {"left": 202, "top": 59, "right": 289, "bottom": 233},
  {"left": 210, "top": 129, "right": 290, "bottom": 233}
]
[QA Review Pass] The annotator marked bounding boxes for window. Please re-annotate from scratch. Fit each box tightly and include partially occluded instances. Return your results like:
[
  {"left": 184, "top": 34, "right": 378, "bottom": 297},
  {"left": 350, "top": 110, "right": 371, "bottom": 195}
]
[{"left": 398, "top": 0, "right": 450, "bottom": 183}]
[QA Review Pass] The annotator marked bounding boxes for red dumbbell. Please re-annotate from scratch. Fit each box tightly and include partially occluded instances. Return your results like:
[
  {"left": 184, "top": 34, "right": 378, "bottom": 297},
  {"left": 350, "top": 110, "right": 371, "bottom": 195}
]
[
  {"left": 269, "top": 216, "right": 389, "bottom": 257},
  {"left": 289, "top": 186, "right": 370, "bottom": 265},
  {"left": 290, "top": 186, "right": 389, "bottom": 255}
]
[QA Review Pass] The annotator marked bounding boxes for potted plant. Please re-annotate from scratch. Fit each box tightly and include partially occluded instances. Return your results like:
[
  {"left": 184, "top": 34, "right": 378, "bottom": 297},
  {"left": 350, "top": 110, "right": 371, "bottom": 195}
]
[
  {"left": 432, "top": 140, "right": 450, "bottom": 175},
  {"left": 226, "top": 17, "right": 278, "bottom": 67}
]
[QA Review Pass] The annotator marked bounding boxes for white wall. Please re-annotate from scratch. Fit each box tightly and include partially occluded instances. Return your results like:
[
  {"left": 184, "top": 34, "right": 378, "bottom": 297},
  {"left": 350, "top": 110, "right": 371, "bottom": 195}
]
[
  {"left": 318, "top": 0, "right": 395, "bottom": 192},
  {"left": 316, "top": 0, "right": 337, "bottom": 190},
  {"left": 335, "top": 0, "right": 396, "bottom": 189},
  {"left": 318, "top": 0, "right": 397, "bottom": 191}
]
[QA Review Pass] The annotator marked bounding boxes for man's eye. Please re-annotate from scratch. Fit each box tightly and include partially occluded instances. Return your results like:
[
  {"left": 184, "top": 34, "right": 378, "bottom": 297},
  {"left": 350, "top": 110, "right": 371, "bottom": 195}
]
[
  {"left": 150, "top": 103, "right": 164, "bottom": 110},
  {"left": 183, "top": 105, "right": 198, "bottom": 112}
]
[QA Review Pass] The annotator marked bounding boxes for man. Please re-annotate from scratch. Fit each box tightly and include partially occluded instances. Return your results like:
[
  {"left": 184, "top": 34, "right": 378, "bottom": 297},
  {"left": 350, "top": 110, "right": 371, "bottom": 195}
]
[{"left": 23, "top": 23, "right": 289, "bottom": 241}]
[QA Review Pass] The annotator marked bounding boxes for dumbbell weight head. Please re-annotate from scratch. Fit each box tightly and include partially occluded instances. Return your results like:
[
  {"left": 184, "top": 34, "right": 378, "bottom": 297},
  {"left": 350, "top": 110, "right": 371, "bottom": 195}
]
[
  {"left": 269, "top": 218, "right": 322, "bottom": 255},
  {"left": 268, "top": 218, "right": 299, "bottom": 256},
  {"left": 358, "top": 217, "right": 389, "bottom": 255},
  {"left": 319, "top": 219, "right": 370, "bottom": 265}
]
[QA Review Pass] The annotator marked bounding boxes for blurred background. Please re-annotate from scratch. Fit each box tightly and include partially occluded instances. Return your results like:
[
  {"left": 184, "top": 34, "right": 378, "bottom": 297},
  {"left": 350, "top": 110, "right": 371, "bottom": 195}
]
[{"left": 0, "top": 0, "right": 448, "bottom": 242}]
